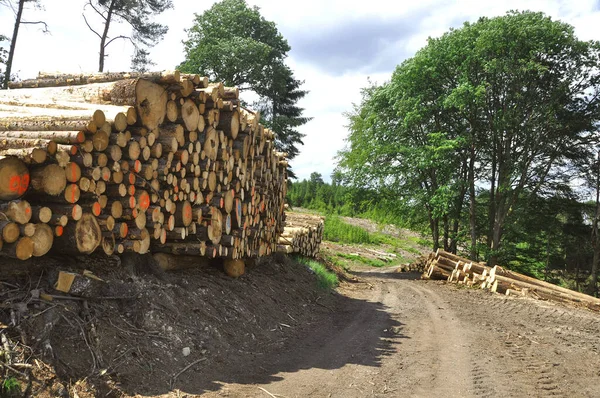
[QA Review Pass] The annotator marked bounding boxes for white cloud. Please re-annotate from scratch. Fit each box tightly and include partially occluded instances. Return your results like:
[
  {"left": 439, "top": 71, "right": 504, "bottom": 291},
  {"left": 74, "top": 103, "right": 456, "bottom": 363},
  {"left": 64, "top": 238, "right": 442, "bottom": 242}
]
[{"left": 1, "top": 0, "right": 600, "bottom": 182}]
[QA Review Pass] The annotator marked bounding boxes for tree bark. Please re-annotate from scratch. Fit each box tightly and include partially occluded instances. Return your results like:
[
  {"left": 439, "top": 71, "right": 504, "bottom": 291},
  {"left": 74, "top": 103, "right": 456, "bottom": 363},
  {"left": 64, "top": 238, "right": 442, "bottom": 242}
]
[
  {"left": 588, "top": 151, "right": 600, "bottom": 297},
  {"left": 98, "top": 0, "right": 115, "bottom": 73},
  {"left": 468, "top": 142, "right": 477, "bottom": 260},
  {"left": 4, "top": 0, "right": 25, "bottom": 89}
]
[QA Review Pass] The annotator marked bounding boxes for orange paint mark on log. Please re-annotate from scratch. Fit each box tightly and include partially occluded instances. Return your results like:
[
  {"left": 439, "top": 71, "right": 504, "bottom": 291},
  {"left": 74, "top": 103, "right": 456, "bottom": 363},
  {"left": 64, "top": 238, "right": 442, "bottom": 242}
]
[
  {"left": 128, "top": 173, "right": 135, "bottom": 185},
  {"left": 93, "top": 202, "right": 101, "bottom": 216},
  {"left": 134, "top": 160, "right": 142, "bottom": 173},
  {"left": 139, "top": 192, "right": 150, "bottom": 211},
  {"left": 55, "top": 225, "right": 63, "bottom": 237},
  {"left": 8, "top": 173, "right": 30, "bottom": 195},
  {"left": 71, "top": 163, "right": 77, "bottom": 181},
  {"left": 129, "top": 196, "right": 136, "bottom": 209}
]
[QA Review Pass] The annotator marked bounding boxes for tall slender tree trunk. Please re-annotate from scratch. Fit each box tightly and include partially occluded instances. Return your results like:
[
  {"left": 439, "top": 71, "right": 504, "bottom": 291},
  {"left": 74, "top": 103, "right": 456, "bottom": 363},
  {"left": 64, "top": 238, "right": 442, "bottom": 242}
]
[
  {"left": 4, "top": 0, "right": 25, "bottom": 89},
  {"left": 426, "top": 204, "right": 439, "bottom": 251},
  {"left": 443, "top": 213, "right": 449, "bottom": 251},
  {"left": 489, "top": 165, "right": 510, "bottom": 266},
  {"left": 98, "top": 0, "right": 115, "bottom": 72},
  {"left": 468, "top": 143, "right": 477, "bottom": 260},
  {"left": 487, "top": 144, "right": 497, "bottom": 249},
  {"left": 450, "top": 161, "right": 468, "bottom": 254},
  {"left": 588, "top": 151, "right": 600, "bottom": 297}
]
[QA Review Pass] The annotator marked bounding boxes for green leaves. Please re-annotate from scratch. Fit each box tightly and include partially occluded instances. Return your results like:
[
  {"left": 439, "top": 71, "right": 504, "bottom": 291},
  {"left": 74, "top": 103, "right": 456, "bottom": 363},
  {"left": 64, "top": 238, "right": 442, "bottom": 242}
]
[
  {"left": 180, "top": 0, "right": 310, "bottom": 173},
  {"left": 338, "top": 10, "right": 600, "bottom": 258},
  {"left": 179, "top": 0, "right": 289, "bottom": 93},
  {"left": 0, "top": 34, "right": 8, "bottom": 87},
  {"left": 84, "top": 0, "right": 172, "bottom": 71}
]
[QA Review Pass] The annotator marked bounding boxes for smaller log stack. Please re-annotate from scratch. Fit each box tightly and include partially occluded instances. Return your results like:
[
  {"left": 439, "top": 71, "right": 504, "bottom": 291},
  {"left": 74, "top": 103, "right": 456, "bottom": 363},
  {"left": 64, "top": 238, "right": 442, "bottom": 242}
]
[
  {"left": 0, "top": 70, "right": 288, "bottom": 262},
  {"left": 423, "top": 249, "right": 600, "bottom": 311},
  {"left": 277, "top": 212, "right": 324, "bottom": 257}
]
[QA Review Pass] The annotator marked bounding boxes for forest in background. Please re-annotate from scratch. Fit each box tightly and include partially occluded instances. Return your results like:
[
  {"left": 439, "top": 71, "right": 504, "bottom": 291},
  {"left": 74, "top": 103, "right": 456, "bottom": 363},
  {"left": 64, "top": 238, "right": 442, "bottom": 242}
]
[
  {"left": 287, "top": 172, "right": 596, "bottom": 292},
  {"left": 290, "top": 12, "right": 600, "bottom": 295}
]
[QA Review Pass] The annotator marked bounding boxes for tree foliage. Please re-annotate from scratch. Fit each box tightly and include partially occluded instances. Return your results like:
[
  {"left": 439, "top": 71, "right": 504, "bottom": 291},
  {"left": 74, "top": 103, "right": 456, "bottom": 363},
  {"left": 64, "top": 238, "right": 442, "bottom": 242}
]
[
  {"left": 179, "top": 0, "right": 289, "bottom": 93},
  {"left": 179, "top": 0, "right": 310, "bottom": 175},
  {"left": 83, "top": 0, "right": 172, "bottom": 72},
  {"left": 337, "top": 10, "right": 600, "bottom": 277},
  {"left": 255, "top": 64, "right": 311, "bottom": 174},
  {"left": 0, "top": 34, "right": 8, "bottom": 88}
]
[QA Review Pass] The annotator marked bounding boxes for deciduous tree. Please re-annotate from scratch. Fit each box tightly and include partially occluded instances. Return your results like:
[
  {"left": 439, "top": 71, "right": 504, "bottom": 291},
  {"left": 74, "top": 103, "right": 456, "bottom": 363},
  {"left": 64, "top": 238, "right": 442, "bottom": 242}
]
[
  {"left": 338, "top": 11, "right": 600, "bottom": 264},
  {"left": 179, "top": 0, "right": 310, "bottom": 174}
]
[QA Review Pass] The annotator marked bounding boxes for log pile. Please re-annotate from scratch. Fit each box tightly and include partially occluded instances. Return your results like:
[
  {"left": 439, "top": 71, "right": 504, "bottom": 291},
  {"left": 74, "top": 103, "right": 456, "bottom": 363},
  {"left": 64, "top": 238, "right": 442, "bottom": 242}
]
[
  {"left": 277, "top": 212, "right": 324, "bottom": 257},
  {"left": 423, "top": 249, "right": 600, "bottom": 311},
  {"left": 0, "top": 71, "right": 288, "bottom": 261}
]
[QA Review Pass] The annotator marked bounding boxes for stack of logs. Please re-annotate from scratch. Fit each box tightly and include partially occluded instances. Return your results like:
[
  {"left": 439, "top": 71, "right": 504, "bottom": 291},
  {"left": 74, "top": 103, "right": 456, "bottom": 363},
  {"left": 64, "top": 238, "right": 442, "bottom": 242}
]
[
  {"left": 0, "top": 71, "right": 287, "bottom": 261},
  {"left": 277, "top": 212, "right": 324, "bottom": 257},
  {"left": 423, "top": 249, "right": 600, "bottom": 311}
]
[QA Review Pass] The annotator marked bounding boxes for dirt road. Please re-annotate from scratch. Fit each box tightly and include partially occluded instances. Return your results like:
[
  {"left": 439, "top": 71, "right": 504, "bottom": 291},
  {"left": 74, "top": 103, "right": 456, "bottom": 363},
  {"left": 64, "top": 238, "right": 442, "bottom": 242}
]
[{"left": 198, "top": 266, "right": 600, "bottom": 398}]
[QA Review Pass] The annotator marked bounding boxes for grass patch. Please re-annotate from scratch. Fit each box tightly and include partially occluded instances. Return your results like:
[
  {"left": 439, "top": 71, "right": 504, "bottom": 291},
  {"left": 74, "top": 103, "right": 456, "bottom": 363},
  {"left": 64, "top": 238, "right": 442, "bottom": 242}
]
[
  {"left": 336, "top": 253, "right": 387, "bottom": 267},
  {"left": 407, "top": 235, "right": 433, "bottom": 247},
  {"left": 295, "top": 256, "right": 339, "bottom": 289},
  {"left": 1, "top": 377, "right": 21, "bottom": 397},
  {"left": 323, "top": 215, "right": 372, "bottom": 244}
]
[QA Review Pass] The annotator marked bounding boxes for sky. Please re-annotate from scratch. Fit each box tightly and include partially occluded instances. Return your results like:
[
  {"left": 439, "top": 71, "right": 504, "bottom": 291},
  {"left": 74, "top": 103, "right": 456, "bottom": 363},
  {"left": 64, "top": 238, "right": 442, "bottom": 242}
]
[{"left": 1, "top": 0, "right": 600, "bottom": 181}]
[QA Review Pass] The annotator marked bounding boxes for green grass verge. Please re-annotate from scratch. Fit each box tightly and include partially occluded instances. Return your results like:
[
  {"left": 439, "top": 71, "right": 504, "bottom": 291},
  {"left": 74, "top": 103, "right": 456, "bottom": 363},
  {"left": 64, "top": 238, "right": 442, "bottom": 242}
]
[
  {"left": 295, "top": 256, "right": 339, "bottom": 289},
  {"left": 336, "top": 253, "right": 387, "bottom": 267},
  {"left": 324, "top": 215, "right": 430, "bottom": 255},
  {"left": 323, "top": 215, "right": 372, "bottom": 244},
  {"left": 1, "top": 377, "right": 21, "bottom": 398}
]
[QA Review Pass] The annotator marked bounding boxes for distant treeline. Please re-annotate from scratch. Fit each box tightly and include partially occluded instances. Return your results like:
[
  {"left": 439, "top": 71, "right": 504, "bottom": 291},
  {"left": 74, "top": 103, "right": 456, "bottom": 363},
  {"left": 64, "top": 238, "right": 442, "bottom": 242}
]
[{"left": 288, "top": 172, "right": 596, "bottom": 291}]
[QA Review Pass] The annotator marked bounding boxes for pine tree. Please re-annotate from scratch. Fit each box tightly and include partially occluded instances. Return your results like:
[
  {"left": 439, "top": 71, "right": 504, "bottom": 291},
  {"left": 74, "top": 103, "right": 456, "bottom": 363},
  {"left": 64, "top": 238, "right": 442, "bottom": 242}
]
[{"left": 82, "top": 0, "right": 172, "bottom": 72}]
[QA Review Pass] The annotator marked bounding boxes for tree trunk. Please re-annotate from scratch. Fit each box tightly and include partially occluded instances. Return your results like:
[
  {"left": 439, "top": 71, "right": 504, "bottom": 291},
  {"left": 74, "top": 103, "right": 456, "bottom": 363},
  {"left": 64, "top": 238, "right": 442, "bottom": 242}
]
[
  {"left": 443, "top": 213, "right": 449, "bottom": 252},
  {"left": 450, "top": 164, "right": 467, "bottom": 254},
  {"left": 487, "top": 142, "right": 497, "bottom": 249},
  {"left": 468, "top": 143, "right": 477, "bottom": 260},
  {"left": 0, "top": 199, "right": 31, "bottom": 224},
  {"left": 588, "top": 151, "right": 600, "bottom": 297},
  {"left": 0, "top": 79, "right": 167, "bottom": 131},
  {"left": 98, "top": 0, "right": 115, "bottom": 73},
  {"left": 4, "top": 0, "right": 25, "bottom": 89},
  {"left": 53, "top": 213, "right": 101, "bottom": 254}
]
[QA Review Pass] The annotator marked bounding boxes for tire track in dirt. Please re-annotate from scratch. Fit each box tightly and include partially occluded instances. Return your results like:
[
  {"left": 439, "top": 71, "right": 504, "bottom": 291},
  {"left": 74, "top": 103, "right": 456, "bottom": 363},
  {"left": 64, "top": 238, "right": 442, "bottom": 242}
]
[
  {"left": 201, "top": 269, "right": 600, "bottom": 398},
  {"left": 434, "top": 282, "right": 600, "bottom": 398},
  {"left": 402, "top": 282, "right": 475, "bottom": 397}
]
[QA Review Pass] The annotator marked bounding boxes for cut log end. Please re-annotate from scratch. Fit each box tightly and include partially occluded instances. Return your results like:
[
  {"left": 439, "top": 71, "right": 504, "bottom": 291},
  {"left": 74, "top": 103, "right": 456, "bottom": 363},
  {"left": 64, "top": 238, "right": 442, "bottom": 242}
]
[
  {"left": 224, "top": 258, "right": 245, "bottom": 278},
  {"left": 0, "top": 157, "right": 30, "bottom": 200}
]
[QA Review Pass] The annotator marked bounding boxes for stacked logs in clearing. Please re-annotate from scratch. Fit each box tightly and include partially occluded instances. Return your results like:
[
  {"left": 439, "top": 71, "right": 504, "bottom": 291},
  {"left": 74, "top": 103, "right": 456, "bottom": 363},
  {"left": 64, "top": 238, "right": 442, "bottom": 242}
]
[
  {"left": 0, "top": 71, "right": 287, "bottom": 261},
  {"left": 276, "top": 212, "right": 324, "bottom": 257},
  {"left": 423, "top": 249, "right": 600, "bottom": 311}
]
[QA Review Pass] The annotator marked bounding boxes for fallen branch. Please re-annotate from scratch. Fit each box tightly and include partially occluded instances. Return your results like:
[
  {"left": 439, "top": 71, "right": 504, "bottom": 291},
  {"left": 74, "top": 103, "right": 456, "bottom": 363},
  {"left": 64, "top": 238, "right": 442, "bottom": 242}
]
[
  {"left": 0, "top": 360, "right": 28, "bottom": 377},
  {"left": 170, "top": 358, "right": 207, "bottom": 389}
]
